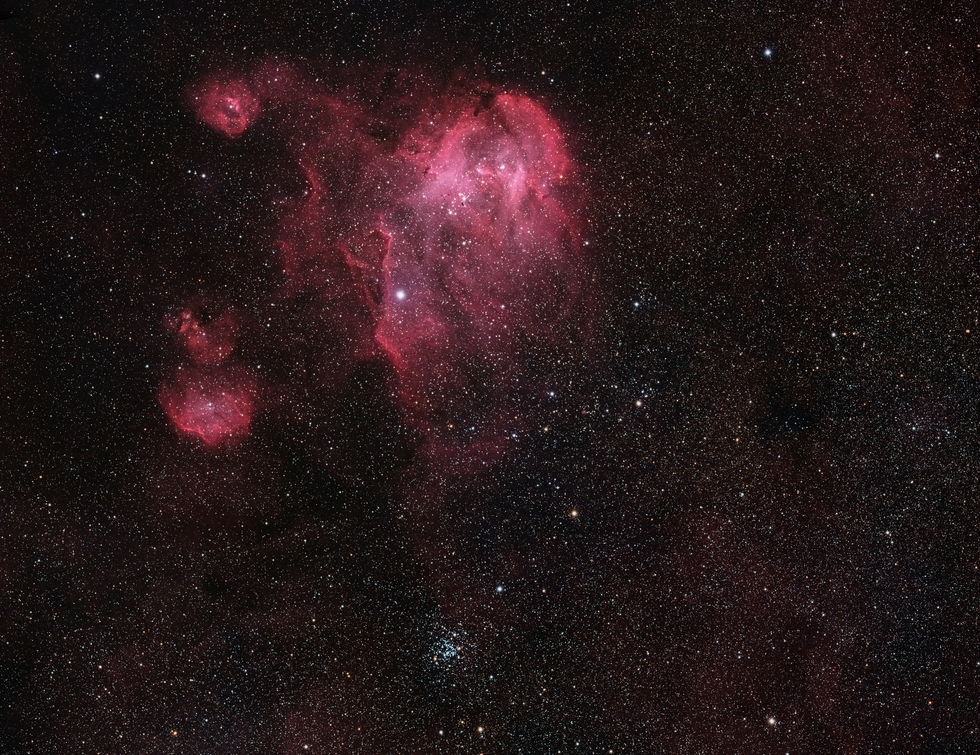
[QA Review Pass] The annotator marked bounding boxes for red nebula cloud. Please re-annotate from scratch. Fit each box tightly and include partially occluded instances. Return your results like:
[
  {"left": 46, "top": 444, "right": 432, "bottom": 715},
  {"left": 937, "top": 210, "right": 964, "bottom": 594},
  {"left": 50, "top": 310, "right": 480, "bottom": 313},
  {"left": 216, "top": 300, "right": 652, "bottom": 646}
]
[
  {"left": 372, "top": 91, "right": 584, "bottom": 448},
  {"left": 171, "top": 307, "right": 239, "bottom": 366},
  {"left": 158, "top": 366, "right": 257, "bottom": 447},
  {"left": 172, "top": 65, "right": 591, "bottom": 482},
  {"left": 188, "top": 75, "right": 261, "bottom": 138}
]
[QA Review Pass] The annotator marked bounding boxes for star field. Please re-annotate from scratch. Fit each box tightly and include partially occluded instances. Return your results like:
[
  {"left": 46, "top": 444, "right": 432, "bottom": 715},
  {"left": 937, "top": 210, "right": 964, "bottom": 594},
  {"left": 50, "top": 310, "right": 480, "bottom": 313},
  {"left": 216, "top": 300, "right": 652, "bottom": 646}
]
[{"left": 2, "top": 1, "right": 980, "bottom": 754}]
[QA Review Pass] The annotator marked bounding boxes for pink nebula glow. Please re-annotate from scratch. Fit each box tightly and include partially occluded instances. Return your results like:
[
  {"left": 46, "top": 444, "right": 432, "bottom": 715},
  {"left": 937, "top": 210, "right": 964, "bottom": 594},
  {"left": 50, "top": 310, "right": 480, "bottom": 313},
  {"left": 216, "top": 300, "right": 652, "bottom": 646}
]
[
  {"left": 172, "top": 65, "right": 591, "bottom": 479},
  {"left": 372, "top": 91, "right": 583, "bottom": 448},
  {"left": 158, "top": 366, "right": 257, "bottom": 447},
  {"left": 169, "top": 307, "right": 240, "bottom": 366},
  {"left": 189, "top": 75, "right": 261, "bottom": 138},
  {"left": 270, "top": 76, "right": 587, "bottom": 469}
]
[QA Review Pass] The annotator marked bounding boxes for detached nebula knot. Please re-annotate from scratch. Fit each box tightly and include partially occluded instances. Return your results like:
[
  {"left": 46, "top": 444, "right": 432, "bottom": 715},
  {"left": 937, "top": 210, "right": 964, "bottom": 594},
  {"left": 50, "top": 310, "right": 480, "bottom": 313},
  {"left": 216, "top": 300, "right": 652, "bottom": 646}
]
[
  {"left": 187, "top": 74, "right": 262, "bottom": 139},
  {"left": 159, "top": 304, "right": 258, "bottom": 447},
  {"left": 158, "top": 365, "right": 257, "bottom": 447},
  {"left": 166, "top": 63, "right": 592, "bottom": 476},
  {"left": 172, "top": 306, "right": 239, "bottom": 367}
]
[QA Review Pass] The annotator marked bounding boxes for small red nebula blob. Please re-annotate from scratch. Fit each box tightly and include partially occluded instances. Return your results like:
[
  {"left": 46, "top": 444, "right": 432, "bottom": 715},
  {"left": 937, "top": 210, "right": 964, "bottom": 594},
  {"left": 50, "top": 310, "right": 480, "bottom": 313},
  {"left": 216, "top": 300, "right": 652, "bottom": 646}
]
[
  {"left": 173, "top": 307, "right": 239, "bottom": 366},
  {"left": 158, "top": 366, "right": 257, "bottom": 447},
  {"left": 189, "top": 75, "right": 261, "bottom": 138}
]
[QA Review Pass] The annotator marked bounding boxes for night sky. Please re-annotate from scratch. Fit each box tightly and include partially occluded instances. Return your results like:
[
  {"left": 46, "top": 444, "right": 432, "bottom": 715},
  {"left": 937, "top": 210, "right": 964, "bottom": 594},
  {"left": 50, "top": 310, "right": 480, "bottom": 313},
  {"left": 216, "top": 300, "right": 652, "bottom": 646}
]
[{"left": 2, "top": 1, "right": 980, "bottom": 753}]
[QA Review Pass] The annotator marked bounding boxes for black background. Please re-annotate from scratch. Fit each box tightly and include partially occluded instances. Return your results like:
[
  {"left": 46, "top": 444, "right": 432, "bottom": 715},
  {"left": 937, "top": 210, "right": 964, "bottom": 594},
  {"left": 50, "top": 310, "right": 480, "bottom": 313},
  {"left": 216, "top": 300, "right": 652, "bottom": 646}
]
[{"left": 2, "top": 1, "right": 979, "bottom": 753}]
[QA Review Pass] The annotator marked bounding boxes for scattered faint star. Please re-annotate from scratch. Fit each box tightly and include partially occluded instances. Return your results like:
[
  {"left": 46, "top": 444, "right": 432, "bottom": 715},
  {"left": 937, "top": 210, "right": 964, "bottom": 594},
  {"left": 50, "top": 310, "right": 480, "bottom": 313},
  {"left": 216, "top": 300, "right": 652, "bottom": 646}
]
[{"left": 7, "top": 5, "right": 971, "bottom": 753}]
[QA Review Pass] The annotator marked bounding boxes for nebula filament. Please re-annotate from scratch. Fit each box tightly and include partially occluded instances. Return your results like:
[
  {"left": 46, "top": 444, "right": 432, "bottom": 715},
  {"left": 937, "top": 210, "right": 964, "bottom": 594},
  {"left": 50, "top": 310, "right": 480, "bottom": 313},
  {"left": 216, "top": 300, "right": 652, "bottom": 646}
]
[{"left": 166, "top": 65, "right": 589, "bottom": 474}]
